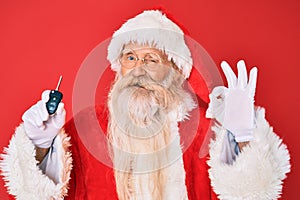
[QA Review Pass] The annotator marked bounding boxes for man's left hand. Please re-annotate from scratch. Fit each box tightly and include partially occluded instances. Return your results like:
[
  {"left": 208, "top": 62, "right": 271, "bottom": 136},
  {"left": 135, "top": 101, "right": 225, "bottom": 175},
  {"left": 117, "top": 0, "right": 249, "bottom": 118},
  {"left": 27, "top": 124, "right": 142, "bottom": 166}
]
[{"left": 206, "top": 60, "right": 258, "bottom": 143}]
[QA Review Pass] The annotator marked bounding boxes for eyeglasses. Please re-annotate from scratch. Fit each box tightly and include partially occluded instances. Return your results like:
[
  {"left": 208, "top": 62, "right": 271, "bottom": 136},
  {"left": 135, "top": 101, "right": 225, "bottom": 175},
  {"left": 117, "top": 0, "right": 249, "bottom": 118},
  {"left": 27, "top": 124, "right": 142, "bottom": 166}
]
[{"left": 119, "top": 49, "right": 164, "bottom": 69}]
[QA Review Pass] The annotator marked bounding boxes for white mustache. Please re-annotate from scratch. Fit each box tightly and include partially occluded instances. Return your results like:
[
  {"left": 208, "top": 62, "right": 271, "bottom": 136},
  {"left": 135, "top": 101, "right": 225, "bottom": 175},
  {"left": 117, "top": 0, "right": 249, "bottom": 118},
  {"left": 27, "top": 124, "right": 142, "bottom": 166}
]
[{"left": 115, "top": 73, "right": 164, "bottom": 92}]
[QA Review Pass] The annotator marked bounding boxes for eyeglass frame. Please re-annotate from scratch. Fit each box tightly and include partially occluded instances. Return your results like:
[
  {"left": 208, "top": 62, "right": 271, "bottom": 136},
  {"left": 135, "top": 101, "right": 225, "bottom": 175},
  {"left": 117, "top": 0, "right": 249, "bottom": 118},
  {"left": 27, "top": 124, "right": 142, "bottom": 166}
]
[{"left": 118, "top": 48, "right": 170, "bottom": 69}]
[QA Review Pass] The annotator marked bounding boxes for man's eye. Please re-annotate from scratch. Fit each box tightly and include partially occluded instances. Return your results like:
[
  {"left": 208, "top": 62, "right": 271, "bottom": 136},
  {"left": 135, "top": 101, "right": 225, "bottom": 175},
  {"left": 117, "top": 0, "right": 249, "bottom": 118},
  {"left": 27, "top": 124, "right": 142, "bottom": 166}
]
[
  {"left": 127, "top": 55, "right": 135, "bottom": 61},
  {"left": 144, "top": 54, "right": 160, "bottom": 64},
  {"left": 148, "top": 59, "right": 159, "bottom": 63}
]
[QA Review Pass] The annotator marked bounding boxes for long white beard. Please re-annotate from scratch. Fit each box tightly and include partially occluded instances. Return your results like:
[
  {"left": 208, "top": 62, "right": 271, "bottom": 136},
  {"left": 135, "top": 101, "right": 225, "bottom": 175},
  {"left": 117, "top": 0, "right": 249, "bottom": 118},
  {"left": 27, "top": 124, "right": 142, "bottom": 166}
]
[{"left": 107, "top": 68, "right": 194, "bottom": 200}]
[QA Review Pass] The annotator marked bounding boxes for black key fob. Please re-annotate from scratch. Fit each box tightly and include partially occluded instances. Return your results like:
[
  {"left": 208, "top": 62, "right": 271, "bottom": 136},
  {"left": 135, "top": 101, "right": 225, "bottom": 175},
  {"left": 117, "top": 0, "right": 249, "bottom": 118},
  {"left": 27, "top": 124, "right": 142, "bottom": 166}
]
[
  {"left": 46, "top": 90, "right": 63, "bottom": 115},
  {"left": 46, "top": 75, "right": 63, "bottom": 115}
]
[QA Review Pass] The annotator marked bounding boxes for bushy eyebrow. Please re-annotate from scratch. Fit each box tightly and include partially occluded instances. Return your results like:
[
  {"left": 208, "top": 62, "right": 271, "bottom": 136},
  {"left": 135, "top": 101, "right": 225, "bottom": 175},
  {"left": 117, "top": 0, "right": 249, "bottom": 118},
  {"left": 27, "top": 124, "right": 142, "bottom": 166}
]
[
  {"left": 121, "top": 48, "right": 134, "bottom": 55},
  {"left": 145, "top": 54, "right": 159, "bottom": 59}
]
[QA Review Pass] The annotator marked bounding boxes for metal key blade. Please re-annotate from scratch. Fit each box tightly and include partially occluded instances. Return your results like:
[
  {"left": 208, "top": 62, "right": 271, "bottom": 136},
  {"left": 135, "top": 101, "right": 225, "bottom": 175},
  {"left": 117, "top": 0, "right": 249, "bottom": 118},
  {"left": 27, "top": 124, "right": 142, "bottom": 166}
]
[{"left": 55, "top": 75, "right": 63, "bottom": 91}]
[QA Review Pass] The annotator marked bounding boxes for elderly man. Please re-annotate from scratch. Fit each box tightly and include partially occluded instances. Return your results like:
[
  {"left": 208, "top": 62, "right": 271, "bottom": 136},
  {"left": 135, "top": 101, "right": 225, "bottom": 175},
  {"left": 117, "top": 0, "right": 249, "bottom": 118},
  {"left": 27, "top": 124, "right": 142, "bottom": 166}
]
[{"left": 1, "top": 10, "right": 290, "bottom": 200}]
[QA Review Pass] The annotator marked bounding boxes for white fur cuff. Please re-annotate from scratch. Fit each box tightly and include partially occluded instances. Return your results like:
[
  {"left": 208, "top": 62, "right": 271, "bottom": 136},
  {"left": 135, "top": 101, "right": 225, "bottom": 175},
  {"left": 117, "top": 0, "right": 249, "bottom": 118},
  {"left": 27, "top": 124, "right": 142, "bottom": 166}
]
[
  {"left": 208, "top": 108, "right": 291, "bottom": 200},
  {"left": 0, "top": 124, "right": 72, "bottom": 200}
]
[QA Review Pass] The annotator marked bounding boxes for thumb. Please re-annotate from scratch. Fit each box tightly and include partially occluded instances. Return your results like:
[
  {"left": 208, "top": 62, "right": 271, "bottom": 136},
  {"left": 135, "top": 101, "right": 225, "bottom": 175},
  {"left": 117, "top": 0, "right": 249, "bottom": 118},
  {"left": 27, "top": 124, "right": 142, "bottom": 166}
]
[{"left": 41, "top": 90, "right": 51, "bottom": 103}]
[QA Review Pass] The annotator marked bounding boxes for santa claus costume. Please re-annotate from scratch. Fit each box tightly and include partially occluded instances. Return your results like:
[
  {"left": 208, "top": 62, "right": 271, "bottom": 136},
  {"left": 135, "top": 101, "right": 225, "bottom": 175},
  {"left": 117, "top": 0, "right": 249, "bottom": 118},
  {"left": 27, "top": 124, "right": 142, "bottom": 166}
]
[{"left": 1, "top": 10, "right": 290, "bottom": 200}]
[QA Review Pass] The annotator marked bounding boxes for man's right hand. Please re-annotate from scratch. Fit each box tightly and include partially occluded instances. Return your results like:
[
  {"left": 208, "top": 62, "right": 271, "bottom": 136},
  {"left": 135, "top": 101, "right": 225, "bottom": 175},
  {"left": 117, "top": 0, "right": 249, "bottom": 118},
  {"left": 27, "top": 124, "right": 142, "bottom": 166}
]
[{"left": 22, "top": 90, "right": 66, "bottom": 148}]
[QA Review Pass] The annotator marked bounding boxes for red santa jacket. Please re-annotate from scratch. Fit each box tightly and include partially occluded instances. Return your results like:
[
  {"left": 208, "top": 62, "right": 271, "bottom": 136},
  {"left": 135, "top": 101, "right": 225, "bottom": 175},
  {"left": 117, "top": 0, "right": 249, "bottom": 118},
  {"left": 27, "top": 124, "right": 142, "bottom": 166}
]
[
  {"left": 63, "top": 102, "right": 217, "bottom": 200},
  {"left": 63, "top": 68, "right": 218, "bottom": 199}
]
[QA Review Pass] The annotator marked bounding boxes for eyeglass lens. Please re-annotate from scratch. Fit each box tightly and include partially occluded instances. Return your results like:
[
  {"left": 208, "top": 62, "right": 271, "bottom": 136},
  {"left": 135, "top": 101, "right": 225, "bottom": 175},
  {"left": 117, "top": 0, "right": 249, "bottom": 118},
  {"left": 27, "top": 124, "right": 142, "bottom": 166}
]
[{"left": 120, "top": 50, "right": 162, "bottom": 69}]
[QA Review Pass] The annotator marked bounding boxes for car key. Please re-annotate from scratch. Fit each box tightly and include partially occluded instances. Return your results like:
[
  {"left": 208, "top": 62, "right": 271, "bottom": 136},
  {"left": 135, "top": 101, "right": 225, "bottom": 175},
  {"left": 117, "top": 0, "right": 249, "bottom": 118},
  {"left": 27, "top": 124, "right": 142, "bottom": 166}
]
[{"left": 46, "top": 76, "right": 63, "bottom": 115}]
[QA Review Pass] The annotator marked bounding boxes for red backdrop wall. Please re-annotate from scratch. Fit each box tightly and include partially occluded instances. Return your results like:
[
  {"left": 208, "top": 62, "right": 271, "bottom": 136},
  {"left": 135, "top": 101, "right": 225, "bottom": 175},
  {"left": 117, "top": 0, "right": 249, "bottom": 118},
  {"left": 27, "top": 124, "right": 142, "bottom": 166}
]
[{"left": 0, "top": 0, "right": 299, "bottom": 199}]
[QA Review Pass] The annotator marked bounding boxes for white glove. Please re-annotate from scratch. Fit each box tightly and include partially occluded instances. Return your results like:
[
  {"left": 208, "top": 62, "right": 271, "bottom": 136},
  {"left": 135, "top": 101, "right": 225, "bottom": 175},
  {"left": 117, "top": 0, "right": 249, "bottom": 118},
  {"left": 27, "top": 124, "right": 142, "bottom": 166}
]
[
  {"left": 206, "top": 60, "right": 258, "bottom": 142},
  {"left": 22, "top": 90, "right": 66, "bottom": 148}
]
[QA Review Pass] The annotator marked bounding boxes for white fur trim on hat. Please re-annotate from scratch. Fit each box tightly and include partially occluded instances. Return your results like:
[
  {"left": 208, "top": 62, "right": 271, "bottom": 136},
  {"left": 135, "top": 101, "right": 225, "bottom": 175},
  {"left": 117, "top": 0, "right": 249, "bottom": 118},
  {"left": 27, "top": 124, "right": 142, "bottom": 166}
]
[{"left": 107, "top": 10, "right": 193, "bottom": 79}]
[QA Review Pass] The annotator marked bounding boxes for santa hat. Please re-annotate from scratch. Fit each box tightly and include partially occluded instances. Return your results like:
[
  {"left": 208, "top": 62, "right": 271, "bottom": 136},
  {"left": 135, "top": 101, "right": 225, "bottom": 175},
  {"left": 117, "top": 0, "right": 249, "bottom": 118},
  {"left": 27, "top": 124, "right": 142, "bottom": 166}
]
[{"left": 107, "top": 10, "right": 193, "bottom": 79}]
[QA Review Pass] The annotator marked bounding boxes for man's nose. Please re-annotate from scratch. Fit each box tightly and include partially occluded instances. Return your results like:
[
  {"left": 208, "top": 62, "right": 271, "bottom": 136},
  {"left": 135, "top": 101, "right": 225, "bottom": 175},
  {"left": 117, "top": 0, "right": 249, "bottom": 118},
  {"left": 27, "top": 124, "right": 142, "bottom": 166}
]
[{"left": 132, "top": 65, "right": 146, "bottom": 77}]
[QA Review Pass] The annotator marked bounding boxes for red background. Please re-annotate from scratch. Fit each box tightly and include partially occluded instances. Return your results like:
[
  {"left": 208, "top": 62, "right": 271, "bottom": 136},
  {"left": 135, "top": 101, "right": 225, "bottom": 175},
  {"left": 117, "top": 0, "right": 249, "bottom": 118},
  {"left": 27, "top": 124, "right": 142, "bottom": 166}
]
[{"left": 0, "top": 0, "right": 299, "bottom": 199}]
